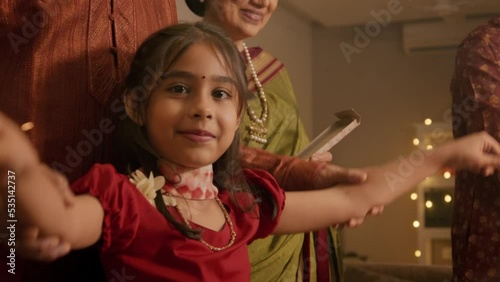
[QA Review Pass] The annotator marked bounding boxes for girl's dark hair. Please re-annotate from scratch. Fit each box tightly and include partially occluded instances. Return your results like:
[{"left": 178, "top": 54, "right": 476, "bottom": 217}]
[{"left": 119, "top": 22, "right": 259, "bottom": 239}]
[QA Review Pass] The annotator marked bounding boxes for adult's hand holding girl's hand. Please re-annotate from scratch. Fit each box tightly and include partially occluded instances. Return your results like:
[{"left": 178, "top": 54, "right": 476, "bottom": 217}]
[
  {"left": 310, "top": 151, "right": 384, "bottom": 227},
  {"left": 309, "top": 151, "right": 368, "bottom": 188},
  {"left": 439, "top": 131, "right": 500, "bottom": 174},
  {"left": 18, "top": 227, "right": 71, "bottom": 261},
  {"left": 0, "top": 112, "right": 74, "bottom": 260},
  {"left": 17, "top": 166, "right": 74, "bottom": 261}
]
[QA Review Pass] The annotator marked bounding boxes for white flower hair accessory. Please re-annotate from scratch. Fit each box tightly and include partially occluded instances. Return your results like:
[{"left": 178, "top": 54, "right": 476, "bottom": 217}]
[{"left": 129, "top": 170, "right": 172, "bottom": 206}]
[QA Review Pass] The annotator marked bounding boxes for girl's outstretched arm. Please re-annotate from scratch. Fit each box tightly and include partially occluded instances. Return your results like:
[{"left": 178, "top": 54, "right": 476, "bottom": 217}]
[
  {"left": 0, "top": 112, "right": 103, "bottom": 250},
  {"left": 274, "top": 131, "right": 500, "bottom": 234}
]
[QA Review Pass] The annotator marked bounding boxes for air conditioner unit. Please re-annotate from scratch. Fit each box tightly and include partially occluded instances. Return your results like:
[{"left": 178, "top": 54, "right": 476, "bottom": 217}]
[{"left": 402, "top": 19, "right": 487, "bottom": 54}]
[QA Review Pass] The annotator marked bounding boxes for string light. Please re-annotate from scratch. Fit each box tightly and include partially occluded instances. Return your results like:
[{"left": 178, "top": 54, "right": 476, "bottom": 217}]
[
  {"left": 444, "top": 195, "right": 452, "bottom": 203},
  {"left": 425, "top": 200, "right": 433, "bottom": 208},
  {"left": 413, "top": 119, "right": 455, "bottom": 261}
]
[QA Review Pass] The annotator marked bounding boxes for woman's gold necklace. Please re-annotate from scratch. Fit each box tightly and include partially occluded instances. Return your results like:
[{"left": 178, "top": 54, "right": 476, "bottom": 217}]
[
  {"left": 166, "top": 193, "right": 236, "bottom": 252},
  {"left": 243, "top": 42, "right": 268, "bottom": 144}
]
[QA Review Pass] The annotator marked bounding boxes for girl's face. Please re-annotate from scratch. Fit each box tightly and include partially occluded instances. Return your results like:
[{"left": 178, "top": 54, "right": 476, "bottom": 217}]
[
  {"left": 146, "top": 42, "right": 241, "bottom": 169},
  {"left": 204, "top": 0, "right": 278, "bottom": 45}
]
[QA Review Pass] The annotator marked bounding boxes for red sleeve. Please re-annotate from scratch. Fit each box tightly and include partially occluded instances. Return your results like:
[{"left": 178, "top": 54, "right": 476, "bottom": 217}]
[
  {"left": 243, "top": 169, "right": 286, "bottom": 240},
  {"left": 71, "top": 164, "right": 140, "bottom": 252},
  {"left": 239, "top": 146, "right": 326, "bottom": 191}
]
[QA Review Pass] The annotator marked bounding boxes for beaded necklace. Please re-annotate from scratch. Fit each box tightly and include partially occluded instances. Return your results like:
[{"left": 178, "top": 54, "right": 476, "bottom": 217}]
[
  {"left": 242, "top": 43, "right": 268, "bottom": 144},
  {"left": 165, "top": 193, "right": 236, "bottom": 252}
]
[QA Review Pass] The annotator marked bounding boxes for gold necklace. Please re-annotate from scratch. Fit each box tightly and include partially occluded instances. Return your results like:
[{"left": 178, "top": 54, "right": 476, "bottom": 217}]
[
  {"left": 243, "top": 42, "right": 268, "bottom": 144},
  {"left": 166, "top": 193, "right": 236, "bottom": 252}
]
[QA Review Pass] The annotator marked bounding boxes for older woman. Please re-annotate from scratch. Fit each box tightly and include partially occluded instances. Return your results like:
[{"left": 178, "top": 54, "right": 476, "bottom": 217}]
[{"left": 185, "top": 1, "right": 359, "bottom": 281}]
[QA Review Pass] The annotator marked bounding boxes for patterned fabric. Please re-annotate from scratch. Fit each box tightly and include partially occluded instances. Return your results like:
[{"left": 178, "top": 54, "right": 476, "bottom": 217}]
[
  {"left": 71, "top": 164, "right": 285, "bottom": 282},
  {"left": 450, "top": 17, "right": 500, "bottom": 282},
  {"left": 0, "top": 0, "right": 177, "bottom": 182},
  {"left": 241, "top": 47, "right": 342, "bottom": 282}
]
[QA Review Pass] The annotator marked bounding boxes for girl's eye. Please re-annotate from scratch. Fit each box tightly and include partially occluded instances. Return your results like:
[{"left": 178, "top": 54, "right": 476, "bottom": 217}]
[
  {"left": 168, "top": 85, "right": 188, "bottom": 94},
  {"left": 212, "top": 90, "right": 231, "bottom": 99}
]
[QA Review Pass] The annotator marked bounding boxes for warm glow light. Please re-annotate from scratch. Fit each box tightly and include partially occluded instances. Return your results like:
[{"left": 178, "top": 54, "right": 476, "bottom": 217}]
[
  {"left": 413, "top": 220, "right": 420, "bottom": 228},
  {"left": 21, "top": 122, "right": 34, "bottom": 132},
  {"left": 443, "top": 171, "right": 451, "bottom": 179},
  {"left": 415, "top": 250, "right": 422, "bottom": 257},
  {"left": 425, "top": 200, "right": 433, "bottom": 208},
  {"left": 444, "top": 195, "right": 452, "bottom": 203},
  {"left": 426, "top": 144, "right": 433, "bottom": 150},
  {"left": 413, "top": 138, "right": 420, "bottom": 146},
  {"left": 410, "top": 193, "right": 418, "bottom": 200},
  {"left": 424, "top": 118, "right": 432, "bottom": 125}
]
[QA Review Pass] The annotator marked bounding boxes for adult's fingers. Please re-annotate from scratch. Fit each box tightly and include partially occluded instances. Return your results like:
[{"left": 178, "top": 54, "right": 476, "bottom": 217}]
[
  {"left": 310, "top": 152, "right": 333, "bottom": 162},
  {"left": 17, "top": 227, "right": 70, "bottom": 261}
]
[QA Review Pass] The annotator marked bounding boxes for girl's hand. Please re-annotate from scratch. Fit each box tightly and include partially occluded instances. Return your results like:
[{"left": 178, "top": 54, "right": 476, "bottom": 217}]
[{"left": 441, "top": 131, "right": 500, "bottom": 175}]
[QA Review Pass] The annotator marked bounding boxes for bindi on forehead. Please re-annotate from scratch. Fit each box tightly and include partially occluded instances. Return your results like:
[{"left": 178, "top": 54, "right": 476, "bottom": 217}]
[{"left": 202, "top": 76, "right": 206, "bottom": 79}]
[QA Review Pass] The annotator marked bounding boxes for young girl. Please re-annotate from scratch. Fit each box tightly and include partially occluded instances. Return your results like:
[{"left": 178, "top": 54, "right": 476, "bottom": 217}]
[{"left": 2, "top": 22, "right": 500, "bottom": 281}]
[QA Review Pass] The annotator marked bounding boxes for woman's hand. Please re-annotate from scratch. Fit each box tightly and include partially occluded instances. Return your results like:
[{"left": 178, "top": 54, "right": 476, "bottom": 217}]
[
  {"left": 313, "top": 162, "right": 368, "bottom": 189},
  {"left": 309, "top": 151, "right": 333, "bottom": 162}
]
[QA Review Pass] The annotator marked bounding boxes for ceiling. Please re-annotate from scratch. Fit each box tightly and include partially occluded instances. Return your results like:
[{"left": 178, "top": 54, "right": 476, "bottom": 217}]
[{"left": 282, "top": 0, "right": 500, "bottom": 27}]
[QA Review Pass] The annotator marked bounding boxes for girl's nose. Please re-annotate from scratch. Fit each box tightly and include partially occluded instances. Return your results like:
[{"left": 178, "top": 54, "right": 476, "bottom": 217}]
[
  {"left": 193, "top": 111, "right": 213, "bottom": 119},
  {"left": 251, "top": 0, "right": 269, "bottom": 8},
  {"left": 191, "top": 95, "right": 213, "bottom": 119}
]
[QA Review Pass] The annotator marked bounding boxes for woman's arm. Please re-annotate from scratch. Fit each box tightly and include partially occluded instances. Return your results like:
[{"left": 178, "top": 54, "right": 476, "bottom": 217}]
[
  {"left": 274, "top": 131, "right": 500, "bottom": 234},
  {"left": 0, "top": 112, "right": 103, "bottom": 249},
  {"left": 239, "top": 145, "right": 367, "bottom": 191}
]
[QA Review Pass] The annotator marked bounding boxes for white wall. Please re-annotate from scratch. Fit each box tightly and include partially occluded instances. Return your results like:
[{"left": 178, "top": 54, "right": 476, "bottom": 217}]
[
  {"left": 176, "top": 0, "right": 314, "bottom": 136},
  {"left": 312, "top": 23, "right": 457, "bottom": 263}
]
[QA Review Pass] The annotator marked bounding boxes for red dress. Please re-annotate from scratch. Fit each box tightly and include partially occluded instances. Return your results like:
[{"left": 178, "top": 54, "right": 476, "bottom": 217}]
[{"left": 71, "top": 164, "right": 286, "bottom": 282}]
